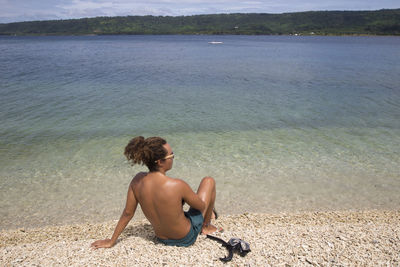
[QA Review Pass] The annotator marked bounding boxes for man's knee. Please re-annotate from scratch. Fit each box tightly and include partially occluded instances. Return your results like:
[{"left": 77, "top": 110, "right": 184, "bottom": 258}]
[{"left": 202, "top": 176, "right": 215, "bottom": 186}]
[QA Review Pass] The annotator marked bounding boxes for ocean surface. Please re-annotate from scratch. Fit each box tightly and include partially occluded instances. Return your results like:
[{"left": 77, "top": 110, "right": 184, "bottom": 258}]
[{"left": 0, "top": 35, "right": 399, "bottom": 230}]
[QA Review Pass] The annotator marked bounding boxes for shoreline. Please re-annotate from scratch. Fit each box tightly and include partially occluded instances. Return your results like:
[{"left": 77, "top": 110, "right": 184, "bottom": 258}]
[
  {"left": 2, "top": 33, "right": 400, "bottom": 37},
  {"left": 1, "top": 210, "right": 399, "bottom": 266}
]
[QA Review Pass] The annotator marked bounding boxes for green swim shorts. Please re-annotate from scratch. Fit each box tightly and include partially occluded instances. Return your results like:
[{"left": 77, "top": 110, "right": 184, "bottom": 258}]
[{"left": 157, "top": 208, "right": 204, "bottom": 247}]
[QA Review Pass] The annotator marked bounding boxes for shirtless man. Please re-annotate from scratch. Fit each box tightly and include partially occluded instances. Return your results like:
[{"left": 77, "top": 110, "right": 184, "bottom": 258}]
[{"left": 91, "top": 136, "right": 219, "bottom": 248}]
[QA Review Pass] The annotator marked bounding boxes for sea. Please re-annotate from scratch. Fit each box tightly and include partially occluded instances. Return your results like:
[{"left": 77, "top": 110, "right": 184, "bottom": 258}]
[{"left": 0, "top": 35, "right": 399, "bottom": 230}]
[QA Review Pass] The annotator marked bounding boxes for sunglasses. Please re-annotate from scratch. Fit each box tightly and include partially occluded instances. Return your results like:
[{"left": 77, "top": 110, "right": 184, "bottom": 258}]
[
  {"left": 155, "top": 153, "right": 174, "bottom": 163},
  {"left": 163, "top": 153, "right": 174, "bottom": 160}
]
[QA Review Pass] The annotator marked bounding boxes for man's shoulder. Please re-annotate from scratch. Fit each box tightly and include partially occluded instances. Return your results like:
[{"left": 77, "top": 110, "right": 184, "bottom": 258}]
[
  {"left": 168, "top": 177, "right": 192, "bottom": 190},
  {"left": 133, "top": 172, "right": 148, "bottom": 180},
  {"left": 130, "top": 172, "right": 148, "bottom": 186},
  {"left": 161, "top": 176, "right": 186, "bottom": 188}
]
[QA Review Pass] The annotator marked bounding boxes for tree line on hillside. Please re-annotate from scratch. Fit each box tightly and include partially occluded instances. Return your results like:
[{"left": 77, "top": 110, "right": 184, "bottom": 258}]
[{"left": 0, "top": 9, "right": 399, "bottom": 36}]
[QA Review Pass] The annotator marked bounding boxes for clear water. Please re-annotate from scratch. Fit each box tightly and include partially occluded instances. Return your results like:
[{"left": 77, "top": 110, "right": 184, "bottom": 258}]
[{"left": 0, "top": 35, "right": 399, "bottom": 230}]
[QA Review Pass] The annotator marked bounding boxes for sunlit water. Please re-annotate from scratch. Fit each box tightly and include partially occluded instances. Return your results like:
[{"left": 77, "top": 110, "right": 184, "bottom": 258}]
[{"left": 0, "top": 35, "right": 399, "bottom": 229}]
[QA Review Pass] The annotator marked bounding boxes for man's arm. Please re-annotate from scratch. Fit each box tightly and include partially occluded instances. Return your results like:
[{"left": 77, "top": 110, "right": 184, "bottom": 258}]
[
  {"left": 180, "top": 180, "right": 205, "bottom": 213},
  {"left": 91, "top": 182, "right": 138, "bottom": 249}
]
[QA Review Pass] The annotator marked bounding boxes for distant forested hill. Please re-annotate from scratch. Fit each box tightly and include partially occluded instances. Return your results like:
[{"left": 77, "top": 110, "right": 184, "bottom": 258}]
[{"left": 0, "top": 9, "right": 399, "bottom": 36}]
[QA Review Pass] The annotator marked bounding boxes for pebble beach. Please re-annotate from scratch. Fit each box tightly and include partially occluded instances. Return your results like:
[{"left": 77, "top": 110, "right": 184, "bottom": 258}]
[{"left": 1, "top": 210, "right": 399, "bottom": 266}]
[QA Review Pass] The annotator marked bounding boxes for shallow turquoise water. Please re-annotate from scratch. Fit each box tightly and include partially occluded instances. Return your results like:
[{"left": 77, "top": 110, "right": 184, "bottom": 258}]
[{"left": 0, "top": 35, "right": 399, "bottom": 229}]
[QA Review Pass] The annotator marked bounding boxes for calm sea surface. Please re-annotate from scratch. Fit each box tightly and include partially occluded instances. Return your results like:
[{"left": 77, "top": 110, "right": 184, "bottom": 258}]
[{"left": 0, "top": 35, "right": 399, "bottom": 229}]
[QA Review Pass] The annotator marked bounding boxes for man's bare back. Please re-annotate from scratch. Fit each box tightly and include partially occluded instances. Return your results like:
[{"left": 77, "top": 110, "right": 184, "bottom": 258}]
[{"left": 131, "top": 171, "right": 204, "bottom": 239}]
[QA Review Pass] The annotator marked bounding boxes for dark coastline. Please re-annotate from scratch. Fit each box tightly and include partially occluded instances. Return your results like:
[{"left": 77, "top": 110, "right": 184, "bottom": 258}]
[{"left": 1, "top": 9, "right": 399, "bottom": 36}]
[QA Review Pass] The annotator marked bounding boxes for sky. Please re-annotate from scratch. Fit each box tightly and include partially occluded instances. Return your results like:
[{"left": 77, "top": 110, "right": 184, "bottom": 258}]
[{"left": 0, "top": 0, "right": 399, "bottom": 23}]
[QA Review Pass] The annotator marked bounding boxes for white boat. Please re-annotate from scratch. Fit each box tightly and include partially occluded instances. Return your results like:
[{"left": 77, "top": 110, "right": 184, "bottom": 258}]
[{"left": 208, "top": 41, "right": 223, "bottom": 44}]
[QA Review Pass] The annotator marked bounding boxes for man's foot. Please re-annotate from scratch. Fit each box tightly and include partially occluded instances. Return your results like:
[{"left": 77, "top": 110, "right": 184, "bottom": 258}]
[{"left": 201, "top": 223, "right": 224, "bottom": 235}]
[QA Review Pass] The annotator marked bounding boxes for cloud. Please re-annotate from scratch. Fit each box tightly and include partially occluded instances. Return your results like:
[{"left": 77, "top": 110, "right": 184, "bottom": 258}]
[
  {"left": 0, "top": 0, "right": 399, "bottom": 23},
  {"left": 0, "top": 0, "right": 67, "bottom": 22}
]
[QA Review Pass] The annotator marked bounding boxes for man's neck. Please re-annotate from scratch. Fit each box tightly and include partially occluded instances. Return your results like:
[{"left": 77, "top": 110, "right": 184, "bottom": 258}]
[{"left": 151, "top": 169, "right": 166, "bottom": 175}]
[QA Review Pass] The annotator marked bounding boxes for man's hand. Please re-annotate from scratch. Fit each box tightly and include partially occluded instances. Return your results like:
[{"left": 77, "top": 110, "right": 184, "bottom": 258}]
[{"left": 90, "top": 239, "right": 114, "bottom": 249}]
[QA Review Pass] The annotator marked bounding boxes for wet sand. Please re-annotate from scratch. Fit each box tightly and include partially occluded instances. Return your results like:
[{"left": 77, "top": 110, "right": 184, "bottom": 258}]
[{"left": 1, "top": 210, "right": 399, "bottom": 266}]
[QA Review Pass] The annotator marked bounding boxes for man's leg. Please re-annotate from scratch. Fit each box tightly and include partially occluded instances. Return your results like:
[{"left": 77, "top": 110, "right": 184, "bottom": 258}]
[{"left": 195, "top": 176, "right": 218, "bottom": 234}]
